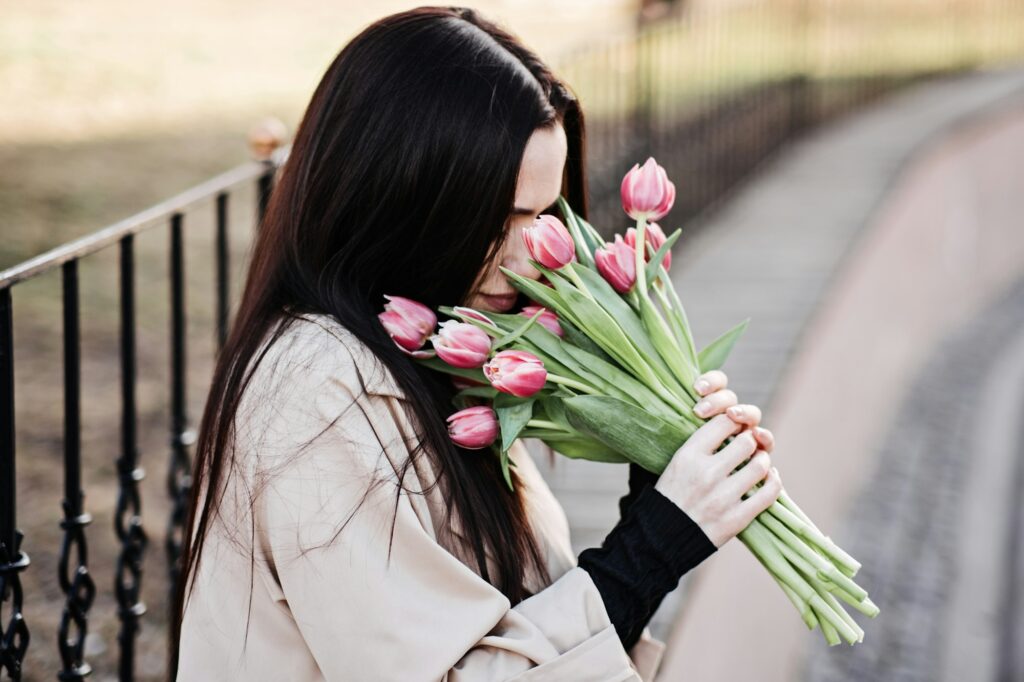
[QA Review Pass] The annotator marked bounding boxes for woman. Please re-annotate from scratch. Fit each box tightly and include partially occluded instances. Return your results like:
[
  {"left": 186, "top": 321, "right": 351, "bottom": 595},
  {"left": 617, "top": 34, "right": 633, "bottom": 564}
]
[{"left": 170, "top": 6, "right": 780, "bottom": 680}]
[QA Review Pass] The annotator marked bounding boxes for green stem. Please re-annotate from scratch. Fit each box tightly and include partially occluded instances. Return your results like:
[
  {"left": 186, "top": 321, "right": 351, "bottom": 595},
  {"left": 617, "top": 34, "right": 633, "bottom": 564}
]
[
  {"left": 833, "top": 588, "right": 881, "bottom": 618},
  {"left": 812, "top": 579, "right": 865, "bottom": 643},
  {"left": 562, "top": 265, "right": 595, "bottom": 303},
  {"left": 634, "top": 216, "right": 649, "bottom": 300},
  {"left": 766, "top": 501, "right": 862, "bottom": 576},
  {"left": 546, "top": 373, "right": 598, "bottom": 395},
  {"left": 661, "top": 272, "right": 700, "bottom": 369},
  {"left": 743, "top": 534, "right": 818, "bottom": 631},
  {"left": 741, "top": 521, "right": 860, "bottom": 644},
  {"left": 520, "top": 428, "right": 573, "bottom": 439},
  {"left": 757, "top": 512, "right": 868, "bottom": 603},
  {"left": 813, "top": 601, "right": 842, "bottom": 646},
  {"left": 525, "top": 419, "right": 566, "bottom": 432},
  {"left": 778, "top": 489, "right": 817, "bottom": 528},
  {"left": 776, "top": 489, "right": 862, "bottom": 576},
  {"left": 652, "top": 273, "right": 701, "bottom": 385}
]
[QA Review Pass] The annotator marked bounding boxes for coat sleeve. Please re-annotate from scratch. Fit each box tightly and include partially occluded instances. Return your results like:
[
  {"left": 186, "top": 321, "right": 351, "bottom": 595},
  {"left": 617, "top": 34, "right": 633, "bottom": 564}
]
[{"left": 251, "top": 342, "right": 659, "bottom": 681}]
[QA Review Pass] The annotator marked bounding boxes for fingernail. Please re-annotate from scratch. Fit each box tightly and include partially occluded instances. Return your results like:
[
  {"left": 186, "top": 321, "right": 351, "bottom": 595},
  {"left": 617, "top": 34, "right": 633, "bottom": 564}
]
[
  {"left": 694, "top": 400, "right": 710, "bottom": 416},
  {"left": 694, "top": 379, "right": 710, "bottom": 395},
  {"left": 727, "top": 405, "right": 745, "bottom": 419},
  {"left": 756, "top": 426, "right": 770, "bottom": 438}
]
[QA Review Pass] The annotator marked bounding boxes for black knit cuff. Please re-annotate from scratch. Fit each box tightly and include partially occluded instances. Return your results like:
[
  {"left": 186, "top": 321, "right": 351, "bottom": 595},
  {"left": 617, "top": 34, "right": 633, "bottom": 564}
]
[
  {"left": 617, "top": 463, "right": 661, "bottom": 518},
  {"left": 629, "top": 484, "right": 718, "bottom": 577},
  {"left": 578, "top": 484, "right": 717, "bottom": 650}
]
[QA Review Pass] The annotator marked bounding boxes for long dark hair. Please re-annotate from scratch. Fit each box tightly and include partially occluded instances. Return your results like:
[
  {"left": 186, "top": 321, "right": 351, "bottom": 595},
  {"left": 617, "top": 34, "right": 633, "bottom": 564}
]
[{"left": 168, "top": 5, "right": 588, "bottom": 675}]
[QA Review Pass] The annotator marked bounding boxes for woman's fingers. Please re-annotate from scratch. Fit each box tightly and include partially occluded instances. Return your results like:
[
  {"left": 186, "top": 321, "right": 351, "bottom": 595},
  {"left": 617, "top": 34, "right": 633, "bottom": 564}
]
[
  {"left": 725, "top": 449, "right": 772, "bottom": 499},
  {"left": 693, "top": 388, "right": 738, "bottom": 419},
  {"left": 714, "top": 429, "right": 759, "bottom": 475},
  {"left": 753, "top": 426, "right": 774, "bottom": 453},
  {"left": 684, "top": 413, "right": 744, "bottom": 456},
  {"left": 725, "top": 403, "right": 761, "bottom": 428},
  {"left": 693, "top": 369, "right": 728, "bottom": 397},
  {"left": 740, "top": 467, "right": 783, "bottom": 516}
]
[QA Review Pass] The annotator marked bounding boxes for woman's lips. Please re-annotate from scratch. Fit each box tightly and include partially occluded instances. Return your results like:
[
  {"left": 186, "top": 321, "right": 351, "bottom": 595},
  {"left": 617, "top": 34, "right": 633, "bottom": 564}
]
[{"left": 481, "top": 293, "right": 517, "bottom": 311}]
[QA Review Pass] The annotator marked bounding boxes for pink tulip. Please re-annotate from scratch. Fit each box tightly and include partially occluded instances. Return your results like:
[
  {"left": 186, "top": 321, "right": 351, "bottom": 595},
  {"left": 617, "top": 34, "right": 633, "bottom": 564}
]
[
  {"left": 625, "top": 221, "right": 672, "bottom": 270},
  {"left": 378, "top": 294, "right": 437, "bottom": 355},
  {"left": 447, "top": 405, "right": 499, "bottom": 449},
  {"left": 431, "top": 320, "right": 492, "bottom": 368},
  {"left": 523, "top": 215, "right": 576, "bottom": 270},
  {"left": 520, "top": 305, "right": 563, "bottom": 337},
  {"left": 483, "top": 349, "right": 548, "bottom": 398},
  {"left": 594, "top": 234, "right": 637, "bottom": 294},
  {"left": 620, "top": 157, "right": 676, "bottom": 221}
]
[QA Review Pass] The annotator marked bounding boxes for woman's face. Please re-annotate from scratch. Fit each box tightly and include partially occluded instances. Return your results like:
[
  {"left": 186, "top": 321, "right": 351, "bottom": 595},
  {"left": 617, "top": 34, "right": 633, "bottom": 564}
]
[{"left": 463, "top": 122, "right": 568, "bottom": 313}]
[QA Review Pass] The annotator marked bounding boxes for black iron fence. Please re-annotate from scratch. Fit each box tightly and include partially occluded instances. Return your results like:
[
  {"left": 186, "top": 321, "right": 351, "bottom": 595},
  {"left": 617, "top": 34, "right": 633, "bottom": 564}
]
[
  {"left": 0, "top": 148, "right": 282, "bottom": 680},
  {"left": 2, "top": 1, "right": 1023, "bottom": 679}
]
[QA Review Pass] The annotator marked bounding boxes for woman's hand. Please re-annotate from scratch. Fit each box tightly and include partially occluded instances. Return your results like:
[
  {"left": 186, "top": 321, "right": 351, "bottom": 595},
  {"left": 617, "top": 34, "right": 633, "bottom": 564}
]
[
  {"left": 654, "top": 370, "right": 781, "bottom": 548},
  {"left": 692, "top": 370, "right": 774, "bottom": 451}
]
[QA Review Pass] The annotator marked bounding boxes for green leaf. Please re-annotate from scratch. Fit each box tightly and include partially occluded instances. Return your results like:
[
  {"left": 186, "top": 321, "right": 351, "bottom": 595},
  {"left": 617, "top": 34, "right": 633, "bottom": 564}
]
[
  {"left": 454, "top": 385, "right": 500, "bottom": 399},
  {"left": 644, "top": 228, "right": 682, "bottom": 288},
  {"left": 493, "top": 307, "right": 544, "bottom": 350},
  {"left": 494, "top": 443, "right": 515, "bottom": 492},
  {"left": 574, "top": 211, "right": 608, "bottom": 249},
  {"left": 540, "top": 436, "right": 631, "bottom": 464},
  {"left": 698, "top": 318, "right": 750, "bottom": 372},
  {"left": 562, "top": 395, "right": 695, "bottom": 474},
  {"left": 496, "top": 395, "right": 536, "bottom": 453},
  {"left": 485, "top": 312, "right": 613, "bottom": 397},
  {"left": 543, "top": 273, "right": 649, "bottom": 376},
  {"left": 650, "top": 274, "right": 699, "bottom": 370},
  {"left": 493, "top": 392, "right": 533, "bottom": 409},
  {"left": 417, "top": 356, "right": 488, "bottom": 382},
  {"left": 500, "top": 266, "right": 567, "bottom": 313},
  {"left": 535, "top": 395, "right": 574, "bottom": 431},
  {"left": 556, "top": 195, "right": 602, "bottom": 264},
  {"left": 567, "top": 263, "right": 689, "bottom": 398},
  {"left": 659, "top": 270, "right": 700, "bottom": 367},
  {"left": 560, "top": 343, "right": 679, "bottom": 421},
  {"left": 637, "top": 294, "right": 698, "bottom": 393},
  {"left": 557, "top": 316, "right": 615, "bottom": 363}
]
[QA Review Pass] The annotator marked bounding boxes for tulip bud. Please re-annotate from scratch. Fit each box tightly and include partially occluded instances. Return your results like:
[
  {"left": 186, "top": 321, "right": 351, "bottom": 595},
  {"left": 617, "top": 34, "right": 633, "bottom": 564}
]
[
  {"left": 378, "top": 294, "right": 437, "bottom": 355},
  {"left": 523, "top": 215, "right": 576, "bottom": 270},
  {"left": 483, "top": 349, "right": 548, "bottom": 398},
  {"left": 431, "top": 320, "right": 492, "bottom": 368},
  {"left": 447, "top": 405, "right": 499, "bottom": 449},
  {"left": 594, "top": 234, "right": 637, "bottom": 294},
  {"left": 520, "top": 305, "right": 563, "bottom": 337},
  {"left": 625, "top": 221, "right": 672, "bottom": 270},
  {"left": 620, "top": 157, "right": 676, "bottom": 221}
]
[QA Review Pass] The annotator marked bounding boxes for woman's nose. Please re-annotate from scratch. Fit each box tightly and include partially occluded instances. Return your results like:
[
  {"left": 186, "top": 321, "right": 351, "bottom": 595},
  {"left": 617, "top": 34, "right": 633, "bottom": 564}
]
[{"left": 502, "top": 225, "right": 542, "bottom": 282}]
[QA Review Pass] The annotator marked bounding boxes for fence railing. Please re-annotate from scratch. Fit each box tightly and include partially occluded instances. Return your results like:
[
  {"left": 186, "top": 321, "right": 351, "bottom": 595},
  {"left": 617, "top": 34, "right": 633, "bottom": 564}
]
[
  {"left": 0, "top": 135, "right": 284, "bottom": 680},
  {"left": 2, "top": 1, "right": 1023, "bottom": 678}
]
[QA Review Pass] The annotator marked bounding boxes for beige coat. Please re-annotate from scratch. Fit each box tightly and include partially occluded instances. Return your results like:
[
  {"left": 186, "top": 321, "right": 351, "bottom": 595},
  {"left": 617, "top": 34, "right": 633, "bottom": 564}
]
[{"left": 177, "top": 311, "right": 667, "bottom": 680}]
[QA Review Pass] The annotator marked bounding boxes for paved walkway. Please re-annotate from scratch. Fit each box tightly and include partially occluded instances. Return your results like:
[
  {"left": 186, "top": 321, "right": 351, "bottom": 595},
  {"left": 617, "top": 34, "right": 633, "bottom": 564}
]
[{"left": 527, "top": 64, "right": 1024, "bottom": 676}]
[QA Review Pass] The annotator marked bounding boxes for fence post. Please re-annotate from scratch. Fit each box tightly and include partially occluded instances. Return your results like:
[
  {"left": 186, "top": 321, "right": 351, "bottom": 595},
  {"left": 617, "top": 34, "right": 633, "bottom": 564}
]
[
  {"left": 0, "top": 286, "right": 30, "bottom": 681},
  {"left": 248, "top": 118, "right": 287, "bottom": 229},
  {"left": 57, "top": 259, "right": 96, "bottom": 681}
]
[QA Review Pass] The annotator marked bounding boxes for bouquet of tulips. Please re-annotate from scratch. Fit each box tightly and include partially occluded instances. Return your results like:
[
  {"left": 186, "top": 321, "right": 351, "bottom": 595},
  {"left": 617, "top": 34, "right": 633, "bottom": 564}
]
[{"left": 377, "top": 158, "right": 879, "bottom": 645}]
